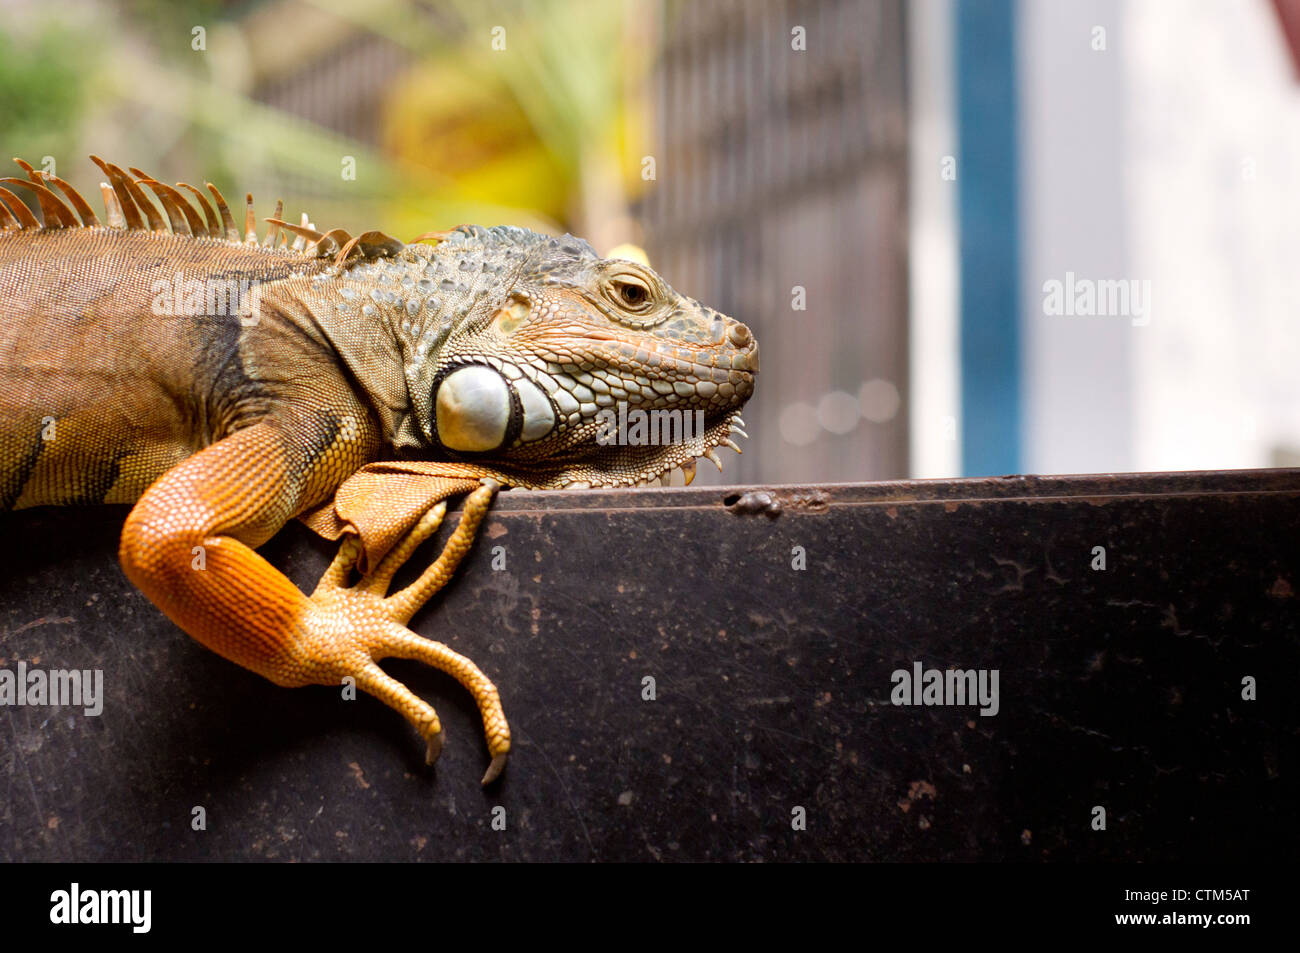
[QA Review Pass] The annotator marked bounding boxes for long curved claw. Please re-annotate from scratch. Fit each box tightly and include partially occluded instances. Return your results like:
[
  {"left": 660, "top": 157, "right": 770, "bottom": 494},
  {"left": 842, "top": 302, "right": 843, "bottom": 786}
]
[
  {"left": 482, "top": 753, "right": 508, "bottom": 786},
  {"left": 426, "top": 729, "right": 444, "bottom": 766}
]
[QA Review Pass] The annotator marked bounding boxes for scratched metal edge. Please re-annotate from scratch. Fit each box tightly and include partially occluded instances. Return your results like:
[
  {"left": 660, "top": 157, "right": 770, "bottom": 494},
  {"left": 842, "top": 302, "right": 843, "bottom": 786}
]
[
  {"left": 10, "top": 469, "right": 1298, "bottom": 528},
  {"left": 485, "top": 467, "right": 1300, "bottom": 514}
]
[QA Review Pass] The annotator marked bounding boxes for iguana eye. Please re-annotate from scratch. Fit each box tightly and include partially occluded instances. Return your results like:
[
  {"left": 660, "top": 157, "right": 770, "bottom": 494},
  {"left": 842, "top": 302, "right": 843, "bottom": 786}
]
[
  {"left": 606, "top": 275, "right": 652, "bottom": 313},
  {"left": 597, "top": 267, "right": 670, "bottom": 329},
  {"left": 617, "top": 281, "right": 648, "bottom": 308}
]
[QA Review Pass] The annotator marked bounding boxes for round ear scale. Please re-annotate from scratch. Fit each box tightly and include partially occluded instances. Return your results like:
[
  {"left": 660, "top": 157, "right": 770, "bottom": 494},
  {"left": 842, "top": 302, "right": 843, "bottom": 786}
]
[{"left": 434, "top": 365, "right": 513, "bottom": 453}]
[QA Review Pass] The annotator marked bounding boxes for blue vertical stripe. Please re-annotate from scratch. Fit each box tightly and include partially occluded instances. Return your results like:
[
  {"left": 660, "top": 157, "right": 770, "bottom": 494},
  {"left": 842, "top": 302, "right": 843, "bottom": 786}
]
[{"left": 956, "top": 0, "right": 1021, "bottom": 475}]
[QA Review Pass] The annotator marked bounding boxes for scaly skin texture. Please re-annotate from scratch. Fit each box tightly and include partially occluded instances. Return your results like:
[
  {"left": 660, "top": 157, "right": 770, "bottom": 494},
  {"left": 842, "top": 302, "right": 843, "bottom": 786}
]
[{"left": 0, "top": 157, "right": 758, "bottom": 783}]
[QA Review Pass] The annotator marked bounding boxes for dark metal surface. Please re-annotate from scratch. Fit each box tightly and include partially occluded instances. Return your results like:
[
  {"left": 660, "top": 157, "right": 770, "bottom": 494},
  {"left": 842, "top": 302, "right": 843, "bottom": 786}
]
[{"left": 1, "top": 469, "right": 1296, "bottom": 861}]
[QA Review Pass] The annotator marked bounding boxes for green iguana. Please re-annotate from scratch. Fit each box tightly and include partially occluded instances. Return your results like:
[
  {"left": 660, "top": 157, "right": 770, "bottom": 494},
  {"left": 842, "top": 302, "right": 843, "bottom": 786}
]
[{"left": 0, "top": 156, "right": 758, "bottom": 784}]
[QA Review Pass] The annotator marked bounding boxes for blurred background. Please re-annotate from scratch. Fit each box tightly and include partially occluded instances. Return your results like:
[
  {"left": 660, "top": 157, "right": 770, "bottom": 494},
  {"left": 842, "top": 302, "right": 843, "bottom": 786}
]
[{"left": 2, "top": 0, "right": 1299, "bottom": 485}]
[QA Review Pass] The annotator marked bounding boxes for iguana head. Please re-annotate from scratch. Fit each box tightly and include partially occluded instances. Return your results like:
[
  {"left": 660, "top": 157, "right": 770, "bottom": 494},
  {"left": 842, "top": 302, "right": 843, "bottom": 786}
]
[{"left": 339, "top": 225, "right": 758, "bottom": 489}]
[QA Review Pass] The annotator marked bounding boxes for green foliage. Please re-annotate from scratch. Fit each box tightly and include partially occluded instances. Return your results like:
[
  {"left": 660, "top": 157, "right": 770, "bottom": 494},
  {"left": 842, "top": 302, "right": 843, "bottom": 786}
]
[
  {"left": 0, "top": 0, "right": 652, "bottom": 243},
  {"left": 0, "top": 25, "right": 94, "bottom": 158}
]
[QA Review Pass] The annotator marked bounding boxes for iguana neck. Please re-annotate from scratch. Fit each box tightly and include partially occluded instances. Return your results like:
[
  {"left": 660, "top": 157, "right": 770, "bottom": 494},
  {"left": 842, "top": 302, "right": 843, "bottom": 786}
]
[{"left": 263, "top": 240, "right": 504, "bottom": 453}]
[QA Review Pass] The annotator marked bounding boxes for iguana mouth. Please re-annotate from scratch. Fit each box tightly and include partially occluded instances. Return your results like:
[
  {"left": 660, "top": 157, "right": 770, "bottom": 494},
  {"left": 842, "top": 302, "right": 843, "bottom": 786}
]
[
  {"left": 561, "top": 406, "right": 749, "bottom": 489},
  {"left": 436, "top": 403, "right": 749, "bottom": 491}
]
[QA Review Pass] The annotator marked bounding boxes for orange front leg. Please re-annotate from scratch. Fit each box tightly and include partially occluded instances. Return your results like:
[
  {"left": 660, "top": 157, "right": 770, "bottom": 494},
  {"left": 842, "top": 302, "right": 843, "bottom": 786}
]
[{"left": 118, "top": 422, "right": 510, "bottom": 783}]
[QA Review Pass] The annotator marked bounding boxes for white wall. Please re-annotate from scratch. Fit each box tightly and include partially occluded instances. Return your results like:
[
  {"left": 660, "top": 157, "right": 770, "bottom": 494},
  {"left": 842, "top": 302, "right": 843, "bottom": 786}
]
[
  {"left": 908, "top": 0, "right": 962, "bottom": 478},
  {"left": 1017, "top": 0, "right": 1300, "bottom": 474},
  {"left": 1018, "top": 0, "right": 1134, "bottom": 474},
  {"left": 1124, "top": 0, "right": 1300, "bottom": 470}
]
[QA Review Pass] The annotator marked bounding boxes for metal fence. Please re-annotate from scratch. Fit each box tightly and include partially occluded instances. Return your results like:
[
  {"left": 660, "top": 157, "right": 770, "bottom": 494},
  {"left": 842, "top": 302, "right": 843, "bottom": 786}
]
[{"left": 639, "top": 0, "right": 910, "bottom": 485}]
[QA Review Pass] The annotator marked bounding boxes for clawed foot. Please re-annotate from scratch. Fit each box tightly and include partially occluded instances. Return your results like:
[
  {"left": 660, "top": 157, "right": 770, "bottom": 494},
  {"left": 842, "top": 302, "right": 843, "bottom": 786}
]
[{"left": 306, "top": 480, "right": 510, "bottom": 785}]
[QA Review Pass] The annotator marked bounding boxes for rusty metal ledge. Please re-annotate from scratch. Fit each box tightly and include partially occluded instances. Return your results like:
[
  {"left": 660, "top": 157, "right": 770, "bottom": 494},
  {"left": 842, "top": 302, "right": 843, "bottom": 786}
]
[
  {"left": 488, "top": 466, "right": 1300, "bottom": 513},
  {"left": 1, "top": 467, "right": 1296, "bottom": 861}
]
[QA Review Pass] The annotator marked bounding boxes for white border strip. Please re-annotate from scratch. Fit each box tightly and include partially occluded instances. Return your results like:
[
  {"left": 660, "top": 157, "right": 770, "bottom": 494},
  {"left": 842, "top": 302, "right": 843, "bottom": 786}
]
[{"left": 907, "top": 0, "right": 962, "bottom": 478}]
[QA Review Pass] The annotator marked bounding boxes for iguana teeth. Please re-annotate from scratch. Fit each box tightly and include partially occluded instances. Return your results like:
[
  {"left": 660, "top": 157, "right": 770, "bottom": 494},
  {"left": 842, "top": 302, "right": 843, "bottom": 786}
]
[{"left": 704, "top": 449, "right": 724, "bottom": 471}]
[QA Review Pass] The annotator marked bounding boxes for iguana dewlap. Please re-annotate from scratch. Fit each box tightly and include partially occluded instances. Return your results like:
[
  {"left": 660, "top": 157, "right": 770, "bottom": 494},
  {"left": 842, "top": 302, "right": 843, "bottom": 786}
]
[{"left": 0, "top": 157, "right": 757, "bottom": 784}]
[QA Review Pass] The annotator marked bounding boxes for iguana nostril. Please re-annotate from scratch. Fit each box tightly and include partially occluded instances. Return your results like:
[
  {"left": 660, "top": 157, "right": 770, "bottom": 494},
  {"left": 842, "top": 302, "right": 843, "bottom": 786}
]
[{"left": 728, "top": 323, "right": 752, "bottom": 348}]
